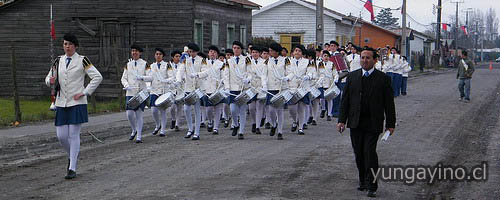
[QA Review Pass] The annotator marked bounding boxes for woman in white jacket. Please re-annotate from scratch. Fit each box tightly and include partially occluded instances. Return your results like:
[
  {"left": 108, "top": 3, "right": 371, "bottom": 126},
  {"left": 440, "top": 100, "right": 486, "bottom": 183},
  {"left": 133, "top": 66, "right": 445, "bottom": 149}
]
[
  {"left": 318, "top": 50, "right": 339, "bottom": 121},
  {"left": 401, "top": 56, "right": 412, "bottom": 96},
  {"left": 45, "top": 33, "right": 102, "bottom": 179}
]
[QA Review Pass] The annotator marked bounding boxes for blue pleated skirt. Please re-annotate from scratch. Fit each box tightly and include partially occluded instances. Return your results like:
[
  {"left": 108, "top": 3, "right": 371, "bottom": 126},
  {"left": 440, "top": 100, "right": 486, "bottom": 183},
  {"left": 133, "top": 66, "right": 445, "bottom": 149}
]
[{"left": 55, "top": 104, "right": 88, "bottom": 126}]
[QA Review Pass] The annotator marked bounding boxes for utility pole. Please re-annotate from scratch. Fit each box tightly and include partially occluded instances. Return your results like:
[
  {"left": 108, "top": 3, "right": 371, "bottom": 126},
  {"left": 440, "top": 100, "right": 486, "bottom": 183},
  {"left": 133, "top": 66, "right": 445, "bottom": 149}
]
[
  {"left": 316, "top": 0, "right": 324, "bottom": 48},
  {"left": 451, "top": 0, "right": 464, "bottom": 59},
  {"left": 401, "top": 0, "right": 407, "bottom": 57},
  {"left": 436, "top": 0, "right": 442, "bottom": 65}
]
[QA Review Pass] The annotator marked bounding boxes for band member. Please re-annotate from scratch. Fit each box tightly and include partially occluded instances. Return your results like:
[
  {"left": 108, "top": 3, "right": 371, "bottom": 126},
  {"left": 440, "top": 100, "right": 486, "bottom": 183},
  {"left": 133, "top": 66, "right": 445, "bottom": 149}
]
[
  {"left": 198, "top": 45, "right": 225, "bottom": 134},
  {"left": 281, "top": 47, "right": 289, "bottom": 58},
  {"left": 176, "top": 43, "right": 205, "bottom": 140},
  {"left": 247, "top": 46, "right": 266, "bottom": 135},
  {"left": 146, "top": 48, "right": 175, "bottom": 137},
  {"left": 197, "top": 52, "right": 209, "bottom": 128},
  {"left": 307, "top": 49, "right": 320, "bottom": 126},
  {"left": 391, "top": 49, "right": 403, "bottom": 97},
  {"left": 319, "top": 50, "right": 339, "bottom": 121},
  {"left": 45, "top": 33, "right": 103, "bottom": 179},
  {"left": 122, "top": 44, "right": 149, "bottom": 143},
  {"left": 347, "top": 46, "right": 361, "bottom": 72},
  {"left": 222, "top": 41, "right": 253, "bottom": 140},
  {"left": 169, "top": 50, "right": 183, "bottom": 131},
  {"left": 401, "top": 56, "right": 412, "bottom": 96},
  {"left": 264, "top": 43, "right": 290, "bottom": 140},
  {"left": 222, "top": 49, "right": 234, "bottom": 128},
  {"left": 286, "top": 44, "right": 314, "bottom": 135},
  {"left": 261, "top": 47, "right": 272, "bottom": 129}
]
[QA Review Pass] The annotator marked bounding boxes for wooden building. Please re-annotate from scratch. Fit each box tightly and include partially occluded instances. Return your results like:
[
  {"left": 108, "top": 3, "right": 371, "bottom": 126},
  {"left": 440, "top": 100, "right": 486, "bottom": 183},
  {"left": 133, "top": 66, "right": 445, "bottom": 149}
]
[
  {"left": 353, "top": 20, "right": 400, "bottom": 49},
  {"left": 0, "top": 0, "right": 259, "bottom": 98},
  {"left": 252, "top": 0, "right": 358, "bottom": 53}
]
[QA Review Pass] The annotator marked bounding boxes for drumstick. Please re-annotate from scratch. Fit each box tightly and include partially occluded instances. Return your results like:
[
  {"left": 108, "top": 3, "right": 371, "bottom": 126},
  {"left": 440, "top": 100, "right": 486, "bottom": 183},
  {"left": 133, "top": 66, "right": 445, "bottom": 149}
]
[{"left": 88, "top": 131, "right": 104, "bottom": 143}]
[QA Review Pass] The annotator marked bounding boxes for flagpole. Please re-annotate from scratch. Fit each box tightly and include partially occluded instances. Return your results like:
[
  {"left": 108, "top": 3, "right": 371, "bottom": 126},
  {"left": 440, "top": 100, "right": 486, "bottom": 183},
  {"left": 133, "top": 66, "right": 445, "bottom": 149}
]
[{"left": 50, "top": 4, "right": 54, "bottom": 63}]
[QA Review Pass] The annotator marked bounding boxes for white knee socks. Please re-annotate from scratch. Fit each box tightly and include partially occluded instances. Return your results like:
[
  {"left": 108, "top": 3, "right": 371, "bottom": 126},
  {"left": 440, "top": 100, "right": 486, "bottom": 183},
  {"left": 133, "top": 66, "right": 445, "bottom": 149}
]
[{"left": 56, "top": 124, "right": 81, "bottom": 171}]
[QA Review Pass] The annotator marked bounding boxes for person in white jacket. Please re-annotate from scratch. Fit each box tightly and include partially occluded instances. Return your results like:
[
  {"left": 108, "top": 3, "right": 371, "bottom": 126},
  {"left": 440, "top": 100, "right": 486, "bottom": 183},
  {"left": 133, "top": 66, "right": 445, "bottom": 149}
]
[
  {"left": 45, "top": 33, "right": 102, "bottom": 179},
  {"left": 308, "top": 49, "right": 321, "bottom": 126},
  {"left": 169, "top": 50, "right": 183, "bottom": 131},
  {"left": 145, "top": 48, "right": 176, "bottom": 137},
  {"left": 401, "top": 56, "right": 412, "bottom": 96},
  {"left": 319, "top": 50, "right": 339, "bottom": 121},
  {"left": 197, "top": 45, "right": 225, "bottom": 135},
  {"left": 391, "top": 49, "right": 403, "bottom": 97},
  {"left": 247, "top": 46, "right": 267, "bottom": 135},
  {"left": 223, "top": 41, "right": 253, "bottom": 140},
  {"left": 263, "top": 43, "right": 290, "bottom": 140},
  {"left": 121, "top": 44, "right": 149, "bottom": 143},
  {"left": 347, "top": 46, "right": 361, "bottom": 72},
  {"left": 176, "top": 43, "right": 205, "bottom": 140},
  {"left": 286, "top": 45, "right": 315, "bottom": 135}
]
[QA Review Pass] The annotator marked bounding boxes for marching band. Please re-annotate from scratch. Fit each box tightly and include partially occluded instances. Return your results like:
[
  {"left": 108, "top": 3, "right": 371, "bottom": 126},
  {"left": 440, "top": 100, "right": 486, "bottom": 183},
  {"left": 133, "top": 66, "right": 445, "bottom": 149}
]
[{"left": 47, "top": 33, "right": 410, "bottom": 179}]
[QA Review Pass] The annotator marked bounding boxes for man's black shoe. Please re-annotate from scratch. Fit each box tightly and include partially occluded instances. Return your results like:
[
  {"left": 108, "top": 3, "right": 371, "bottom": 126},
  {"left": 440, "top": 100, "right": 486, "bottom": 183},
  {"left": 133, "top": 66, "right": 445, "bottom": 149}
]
[{"left": 367, "top": 190, "right": 376, "bottom": 198}]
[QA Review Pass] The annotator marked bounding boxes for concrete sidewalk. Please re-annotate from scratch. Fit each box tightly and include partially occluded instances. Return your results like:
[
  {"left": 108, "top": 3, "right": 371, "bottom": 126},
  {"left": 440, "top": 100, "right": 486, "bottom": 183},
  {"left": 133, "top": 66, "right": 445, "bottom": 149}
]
[{"left": 0, "top": 109, "right": 153, "bottom": 140}]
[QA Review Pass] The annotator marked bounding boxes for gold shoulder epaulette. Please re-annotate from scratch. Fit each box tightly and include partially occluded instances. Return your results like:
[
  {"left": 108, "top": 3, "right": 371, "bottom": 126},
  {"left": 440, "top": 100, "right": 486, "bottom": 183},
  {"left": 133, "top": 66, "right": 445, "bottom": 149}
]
[
  {"left": 145, "top": 62, "right": 151, "bottom": 70},
  {"left": 319, "top": 62, "right": 325, "bottom": 69},
  {"left": 82, "top": 56, "right": 94, "bottom": 70},
  {"left": 202, "top": 58, "right": 207, "bottom": 65},
  {"left": 285, "top": 58, "right": 290, "bottom": 66},
  {"left": 245, "top": 57, "right": 251, "bottom": 65},
  {"left": 167, "top": 63, "right": 173, "bottom": 70},
  {"left": 264, "top": 58, "right": 269, "bottom": 65}
]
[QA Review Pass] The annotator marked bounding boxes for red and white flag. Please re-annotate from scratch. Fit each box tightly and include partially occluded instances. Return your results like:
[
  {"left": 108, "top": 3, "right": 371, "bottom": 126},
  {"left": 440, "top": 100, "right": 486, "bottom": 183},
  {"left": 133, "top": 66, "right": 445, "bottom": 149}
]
[
  {"left": 442, "top": 23, "right": 448, "bottom": 32},
  {"left": 364, "top": 0, "right": 375, "bottom": 22},
  {"left": 461, "top": 26, "right": 468, "bottom": 35},
  {"left": 50, "top": 4, "right": 56, "bottom": 40}
]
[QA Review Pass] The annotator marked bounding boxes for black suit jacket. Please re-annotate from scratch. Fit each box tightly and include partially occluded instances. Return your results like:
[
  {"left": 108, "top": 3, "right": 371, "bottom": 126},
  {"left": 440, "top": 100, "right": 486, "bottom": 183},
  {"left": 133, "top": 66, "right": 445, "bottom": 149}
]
[{"left": 338, "top": 68, "right": 396, "bottom": 133}]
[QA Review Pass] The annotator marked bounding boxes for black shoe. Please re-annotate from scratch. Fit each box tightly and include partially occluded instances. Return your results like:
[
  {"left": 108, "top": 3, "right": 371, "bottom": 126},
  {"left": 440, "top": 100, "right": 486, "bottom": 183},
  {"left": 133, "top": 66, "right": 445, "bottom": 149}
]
[
  {"left": 367, "top": 190, "right": 376, "bottom": 197},
  {"left": 152, "top": 126, "right": 160, "bottom": 135},
  {"left": 357, "top": 185, "right": 367, "bottom": 191},
  {"left": 401, "top": 93, "right": 407, "bottom": 96},
  {"left": 238, "top": 134, "right": 244, "bottom": 140},
  {"left": 64, "top": 170, "right": 77, "bottom": 179},
  {"left": 277, "top": 133, "right": 283, "bottom": 140},
  {"left": 298, "top": 129, "right": 305, "bottom": 135},
  {"left": 224, "top": 120, "right": 229, "bottom": 128},
  {"left": 129, "top": 131, "right": 137, "bottom": 140},
  {"left": 175, "top": 126, "right": 180, "bottom": 131},
  {"left": 170, "top": 121, "right": 176, "bottom": 129},
  {"left": 270, "top": 126, "right": 276, "bottom": 136},
  {"left": 192, "top": 135, "right": 200, "bottom": 140},
  {"left": 320, "top": 110, "right": 325, "bottom": 118},
  {"left": 265, "top": 122, "right": 271, "bottom": 129},
  {"left": 213, "top": 129, "right": 219, "bottom": 135},
  {"left": 200, "top": 122, "right": 206, "bottom": 128},
  {"left": 159, "top": 133, "right": 166, "bottom": 137},
  {"left": 312, "top": 120, "right": 317, "bottom": 125},
  {"left": 327, "top": 116, "right": 332, "bottom": 121},
  {"left": 207, "top": 123, "right": 214, "bottom": 132},
  {"left": 291, "top": 122, "right": 297, "bottom": 132},
  {"left": 136, "top": 140, "right": 143, "bottom": 143},
  {"left": 303, "top": 124, "right": 308, "bottom": 130},
  {"left": 185, "top": 131, "right": 193, "bottom": 138},
  {"left": 255, "top": 128, "right": 261, "bottom": 135},
  {"left": 232, "top": 126, "right": 239, "bottom": 136},
  {"left": 251, "top": 124, "right": 256, "bottom": 133},
  {"left": 307, "top": 116, "right": 313, "bottom": 124},
  {"left": 260, "top": 118, "right": 266, "bottom": 127}
]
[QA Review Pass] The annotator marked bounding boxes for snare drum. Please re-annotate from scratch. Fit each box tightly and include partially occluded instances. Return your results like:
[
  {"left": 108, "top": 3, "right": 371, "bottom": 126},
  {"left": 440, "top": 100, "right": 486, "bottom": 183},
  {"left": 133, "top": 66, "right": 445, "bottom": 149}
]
[
  {"left": 184, "top": 89, "right": 205, "bottom": 105},
  {"left": 270, "top": 90, "right": 293, "bottom": 108},
  {"left": 234, "top": 88, "right": 257, "bottom": 106},
  {"left": 324, "top": 85, "right": 340, "bottom": 101},
  {"left": 208, "top": 89, "right": 228, "bottom": 105},
  {"left": 155, "top": 92, "right": 175, "bottom": 110},
  {"left": 309, "top": 87, "right": 322, "bottom": 100},
  {"left": 174, "top": 92, "right": 185, "bottom": 105},
  {"left": 127, "top": 89, "right": 150, "bottom": 110},
  {"left": 289, "top": 88, "right": 309, "bottom": 105}
]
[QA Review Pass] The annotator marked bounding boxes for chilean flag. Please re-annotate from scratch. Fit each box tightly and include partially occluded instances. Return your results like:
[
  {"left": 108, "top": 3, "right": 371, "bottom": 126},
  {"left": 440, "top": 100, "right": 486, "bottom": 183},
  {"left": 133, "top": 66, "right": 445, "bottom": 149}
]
[
  {"left": 461, "top": 26, "right": 468, "bottom": 35},
  {"left": 442, "top": 23, "right": 448, "bottom": 32},
  {"left": 364, "top": 0, "right": 375, "bottom": 21}
]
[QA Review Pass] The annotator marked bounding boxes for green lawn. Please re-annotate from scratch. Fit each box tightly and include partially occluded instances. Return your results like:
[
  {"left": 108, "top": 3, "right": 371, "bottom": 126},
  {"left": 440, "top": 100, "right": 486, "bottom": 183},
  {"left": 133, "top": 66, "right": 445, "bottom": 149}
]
[{"left": 0, "top": 98, "right": 122, "bottom": 127}]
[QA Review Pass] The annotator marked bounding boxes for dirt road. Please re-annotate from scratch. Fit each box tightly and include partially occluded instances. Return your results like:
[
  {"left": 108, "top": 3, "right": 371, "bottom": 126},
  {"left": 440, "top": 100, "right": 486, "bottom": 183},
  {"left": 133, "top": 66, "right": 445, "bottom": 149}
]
[{"left": 1, "top": 65, "right": 499, "bottom": 199}]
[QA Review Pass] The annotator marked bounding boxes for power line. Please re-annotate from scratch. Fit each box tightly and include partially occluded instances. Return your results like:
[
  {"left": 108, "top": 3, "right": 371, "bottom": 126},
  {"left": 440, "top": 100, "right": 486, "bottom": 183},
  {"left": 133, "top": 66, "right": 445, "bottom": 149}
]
[{"left": 406, "top": 13, "right": 433, "bottom": 27}]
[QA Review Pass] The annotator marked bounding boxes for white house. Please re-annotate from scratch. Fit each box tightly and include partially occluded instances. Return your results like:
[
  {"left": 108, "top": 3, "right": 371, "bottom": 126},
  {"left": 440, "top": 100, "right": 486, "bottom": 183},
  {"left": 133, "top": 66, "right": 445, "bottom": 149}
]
[{"left": 251, "top": 0, "right": 358, "bottom": 52}]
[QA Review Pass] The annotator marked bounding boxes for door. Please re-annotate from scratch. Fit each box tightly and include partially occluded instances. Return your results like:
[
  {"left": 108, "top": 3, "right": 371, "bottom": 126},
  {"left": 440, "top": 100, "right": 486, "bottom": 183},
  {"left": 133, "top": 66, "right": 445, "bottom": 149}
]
[{"left": 279, "top": 34, "right": 303, "bottom": 56}]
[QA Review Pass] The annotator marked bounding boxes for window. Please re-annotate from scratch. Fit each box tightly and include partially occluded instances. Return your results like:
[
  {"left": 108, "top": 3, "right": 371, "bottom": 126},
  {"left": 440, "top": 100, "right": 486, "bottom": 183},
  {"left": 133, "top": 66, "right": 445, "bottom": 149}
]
[
  {"left": 212, "top": 21, "right": 219, "bottom": 46},
  {"left": 227, "top": 23, "right": 235, "bottom": 49},
  {"left": 335, "top": 36, "right": 341, "bottom": 44},
  {"left": 240, "top": 25, "right": 247, "bottom": 47},
  {"left": 194, "top": 19, "right": 203, "bottom": 50},
  {"left": 279, "top": 34, "right": 303, "bottom": 56}
]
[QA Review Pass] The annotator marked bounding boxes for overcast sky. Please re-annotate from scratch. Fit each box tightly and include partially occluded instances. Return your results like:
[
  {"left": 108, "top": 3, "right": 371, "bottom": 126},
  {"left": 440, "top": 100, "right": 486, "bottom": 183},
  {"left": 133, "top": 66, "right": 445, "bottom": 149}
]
[{"left": 250, "top": 0, "right": 499, "bottom": 32}]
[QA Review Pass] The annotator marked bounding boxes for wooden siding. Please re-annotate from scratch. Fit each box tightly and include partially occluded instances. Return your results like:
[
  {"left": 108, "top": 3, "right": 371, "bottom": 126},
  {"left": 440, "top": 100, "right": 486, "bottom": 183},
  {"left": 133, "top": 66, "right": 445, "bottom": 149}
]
[{"left": 0, "top": 0, "right": 253, "bottom": 98}]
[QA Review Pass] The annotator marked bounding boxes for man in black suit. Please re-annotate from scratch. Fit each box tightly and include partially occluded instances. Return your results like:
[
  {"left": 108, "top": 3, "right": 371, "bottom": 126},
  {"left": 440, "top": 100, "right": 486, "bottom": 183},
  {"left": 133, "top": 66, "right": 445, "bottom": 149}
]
[{"left": 337, "top": 47, "right": 396, "bottom": 198}]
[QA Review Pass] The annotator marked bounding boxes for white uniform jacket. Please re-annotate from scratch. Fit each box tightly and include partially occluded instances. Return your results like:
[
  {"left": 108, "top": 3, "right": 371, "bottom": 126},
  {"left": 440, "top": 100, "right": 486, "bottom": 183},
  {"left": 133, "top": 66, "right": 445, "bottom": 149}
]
[
  {"left": 262, "top": 56, "right": 289, "bottom": 91},
  {"left": 318, "top": 60, "right": 339, "bottom": 88},
  {"left": 45, "top": 53, "right": 102, "bottom": 107},
  {"left": 222, "top": 55, "right": 252, "bottom": 91},
  {"left": 248, "top": 57, "right": 267, "bottom": 89},
  {"left": 121, "top": 58, "right": 148, "bottom": 96},
  {"left": 198, "top": 59, "right": 224, "bottom": 94},
  {"left": 347, "top": 53, "right": 361, "bottom": 72},
  {"left": 145, "top": 61, "right": 176, "bottom": 95},
  {"left": 176, "top": 56, "right": 205, "bottom": 93},
  {"left": 286, "top": 57, "right": 315, "bottom": 89}
]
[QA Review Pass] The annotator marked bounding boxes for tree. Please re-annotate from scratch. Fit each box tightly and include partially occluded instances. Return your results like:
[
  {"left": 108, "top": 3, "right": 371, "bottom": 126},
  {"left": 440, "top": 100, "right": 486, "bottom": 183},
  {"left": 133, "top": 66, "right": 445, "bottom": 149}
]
[
  {"left": 485, "top": 7, "right": 499, "bottom": 41},
  {"left": 374, "top": 8, "right": 399, "bottom": 28},
  {"left": 250, "top": 36, "right": 277, "bottom": 48}
]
